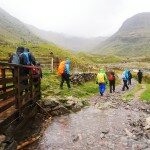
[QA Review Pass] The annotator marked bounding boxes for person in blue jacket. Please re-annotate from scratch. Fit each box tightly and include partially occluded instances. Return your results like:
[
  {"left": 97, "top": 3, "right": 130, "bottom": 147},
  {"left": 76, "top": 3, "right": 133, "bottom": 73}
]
[
  {"left": 122, "top": 69, "right": 129, "bottom": 91},
  {"left": 60, "top": 59, "right": 71, "bottom": 89}
]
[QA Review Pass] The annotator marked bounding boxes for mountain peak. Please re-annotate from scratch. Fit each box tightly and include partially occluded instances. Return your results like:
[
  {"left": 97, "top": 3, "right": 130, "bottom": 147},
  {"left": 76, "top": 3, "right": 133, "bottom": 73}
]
[
  {"left": 118, "top": 12, "right": 150, "bottom": 33},
  {"left": 94, "top": 12, "right": 150, "bottom": 56}
]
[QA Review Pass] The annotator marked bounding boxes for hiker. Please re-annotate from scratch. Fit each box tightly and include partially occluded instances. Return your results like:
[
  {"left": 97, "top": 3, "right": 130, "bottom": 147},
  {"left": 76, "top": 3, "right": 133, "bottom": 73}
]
[
  {"left": 122, "top": 69, "right": 129, "bottom": 91},
  {"left": 20, "top": 48, "right": 36, "bottom": 74},
  {"left": 58, "top": 59, "right": 71, "bottom": 89},
  {"left": 137, "top": 70, "right": 143, "bottom": 84},
  {"left": 8, "top": 46, "right": 24, "bottom": 76},
  {"left": 128, "top": 70, "right": 132, "bottom": 85},
  {"left": 20, "top": 48, "right": 36, "bottom": 66},
  {"left": 96, "top": 69, "right": 108, "bottom": 96},
  {"left": 20, "top": 48, "right": 36, "bottom": 92},
  {"left": 108, "top": 71, "right": 115, "bottom": 93}
]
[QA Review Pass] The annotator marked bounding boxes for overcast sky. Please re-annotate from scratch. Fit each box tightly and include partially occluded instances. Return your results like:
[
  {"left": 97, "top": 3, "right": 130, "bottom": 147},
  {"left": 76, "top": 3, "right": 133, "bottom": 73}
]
[{"left": 0, "top": 0, "right": 150, "bottom": 37}]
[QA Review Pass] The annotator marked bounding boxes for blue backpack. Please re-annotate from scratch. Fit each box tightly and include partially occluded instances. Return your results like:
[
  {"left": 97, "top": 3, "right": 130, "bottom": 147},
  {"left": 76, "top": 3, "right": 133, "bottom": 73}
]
[{"left": 23, "top": 52, "right": 31, "bottom": 65}]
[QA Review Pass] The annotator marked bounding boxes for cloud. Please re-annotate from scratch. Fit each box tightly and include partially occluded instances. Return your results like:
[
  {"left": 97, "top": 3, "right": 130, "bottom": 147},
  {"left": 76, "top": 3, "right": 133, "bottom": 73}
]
[{"left": 0, "top": 0, "right": 150, "bottom": 37}]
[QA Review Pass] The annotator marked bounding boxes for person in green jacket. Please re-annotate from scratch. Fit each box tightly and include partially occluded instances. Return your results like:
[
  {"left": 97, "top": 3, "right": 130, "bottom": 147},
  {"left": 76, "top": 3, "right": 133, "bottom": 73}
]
[{"left": 96, "top": 69, "right": 108, "bottom": 96}]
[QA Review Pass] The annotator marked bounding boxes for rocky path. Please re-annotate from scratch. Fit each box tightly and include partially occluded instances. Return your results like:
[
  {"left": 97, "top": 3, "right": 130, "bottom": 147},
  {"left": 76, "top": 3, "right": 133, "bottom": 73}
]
[{"left": 29, "top": 80, "right": 150, "bottom": 150}]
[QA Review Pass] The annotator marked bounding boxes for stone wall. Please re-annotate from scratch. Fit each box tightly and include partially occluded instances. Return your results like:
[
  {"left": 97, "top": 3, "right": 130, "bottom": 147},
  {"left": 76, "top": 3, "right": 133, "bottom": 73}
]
[{"left": 70, "top": 73, "right": 97, "bottom": 85}]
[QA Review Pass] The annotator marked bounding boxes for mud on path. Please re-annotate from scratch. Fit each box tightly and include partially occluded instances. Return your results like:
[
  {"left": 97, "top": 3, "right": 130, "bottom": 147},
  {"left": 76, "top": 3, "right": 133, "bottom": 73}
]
[{"left": 28, "top": 80, "right": 150, "bottom": 150}]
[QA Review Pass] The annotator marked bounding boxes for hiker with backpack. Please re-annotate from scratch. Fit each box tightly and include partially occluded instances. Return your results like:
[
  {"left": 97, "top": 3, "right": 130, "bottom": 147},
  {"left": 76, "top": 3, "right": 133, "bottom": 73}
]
[
  {"left": 19, "top": 48, "right": 36, "bottom": 92},
  {"left": 58, "top": 59, "right": 71, "bottom": 89},
  {"left": 128, "top": 70, "right": 132, "bottom": 85},
  {"left": 96, "top": 69, "right": 108, "bottom": 96},
  {"left": 8, "top": 46, "right": 25, "bottom": 76},
  {"left": 137, "top": 70, "right": 143, "bottom": 84},
  {"left": 108, "top": 71, "right": 115, "bottom": 93},
  {"left": 122, "top": 69, "right": 129, "bottom": 91}
]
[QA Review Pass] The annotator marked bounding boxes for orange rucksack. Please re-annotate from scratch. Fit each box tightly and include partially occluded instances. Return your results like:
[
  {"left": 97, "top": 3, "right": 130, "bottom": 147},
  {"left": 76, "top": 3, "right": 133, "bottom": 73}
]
[{"left": 57, "top": 61, "right": 66, "bottom": 76}]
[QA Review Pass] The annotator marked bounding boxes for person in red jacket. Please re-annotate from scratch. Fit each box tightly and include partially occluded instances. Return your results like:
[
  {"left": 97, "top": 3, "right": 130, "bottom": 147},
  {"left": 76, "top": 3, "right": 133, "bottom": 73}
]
[{"left": 108, "top": 71, "right": 116, "bottom": 93}]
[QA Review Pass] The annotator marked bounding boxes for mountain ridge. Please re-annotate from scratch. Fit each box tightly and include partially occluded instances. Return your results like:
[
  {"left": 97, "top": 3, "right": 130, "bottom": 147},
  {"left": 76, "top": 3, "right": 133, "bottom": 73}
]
[
  {"left": 93, "top": 12, "right": 150, "bottom": 56},
  {"left": 26, "top": 24, "right": 107, "bottom": 51},
  {"left": 0, "top": 7, "right": 42, "bottom": 44}
]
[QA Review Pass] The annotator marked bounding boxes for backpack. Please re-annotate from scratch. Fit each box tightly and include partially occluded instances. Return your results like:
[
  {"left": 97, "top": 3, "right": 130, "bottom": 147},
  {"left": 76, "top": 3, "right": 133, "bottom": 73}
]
[
  {"left": 97, "top": 73, "right": 105, "bottom": 83},
  {"left": 57, "top": 61, "right": 66, "bottom": 76},
  {"left": 11, "top": 54, "right": 20, "bottom": 64},
  {"left": 108, "top": 74, "right": 114, "bottom": 81},
  {"left": 32, "top": 67, "right": 39, "bottom": 75},
  {"left": 23, "top": 52, "right": 31, "bottom": 65},
  {"left": 128, "top": 72, "right": 132, "bottom": 79},
  {"left": 122, "top": 73, "right": 126, "bottom": 79}
]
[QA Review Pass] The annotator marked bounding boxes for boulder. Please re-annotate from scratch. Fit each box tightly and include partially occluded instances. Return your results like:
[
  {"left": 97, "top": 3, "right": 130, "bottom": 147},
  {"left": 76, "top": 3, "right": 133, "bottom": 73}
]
[
  {"left": 0, "top": 135, "right": 6, "bottom": 144},
  {"left": 43, "top": 97, "right": 60, "bottom": 108},
  {"left": 81, "top": 99, "right": 90, "bottom": 107},
  {"left": 72, "top": 104, "right": 82, "bottom": 113},
  {"left": 51, "top": 105, "right": 70, "bottom": 116},
  {"left": 64, "top": 101, "right": 76, "bottom": 110}
]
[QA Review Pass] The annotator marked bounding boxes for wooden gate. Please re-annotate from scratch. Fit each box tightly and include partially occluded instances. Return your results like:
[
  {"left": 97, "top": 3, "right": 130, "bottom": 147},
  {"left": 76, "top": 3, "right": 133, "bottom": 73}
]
[{"left": 0, "top": 62, "right": 41, "bottom": 133}]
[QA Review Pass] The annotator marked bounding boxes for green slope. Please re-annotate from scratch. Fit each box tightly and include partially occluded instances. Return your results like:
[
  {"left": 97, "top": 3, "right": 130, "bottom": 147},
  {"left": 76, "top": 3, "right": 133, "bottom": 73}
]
[{"left": 94, "top": 13, "right": 150, "bottom": 57}]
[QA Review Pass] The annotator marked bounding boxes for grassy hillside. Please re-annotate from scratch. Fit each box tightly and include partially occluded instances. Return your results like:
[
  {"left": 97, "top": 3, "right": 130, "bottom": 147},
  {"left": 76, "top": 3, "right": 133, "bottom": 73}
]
[{"left": 0, "top": 8, "right": 42, "bottom": 44}]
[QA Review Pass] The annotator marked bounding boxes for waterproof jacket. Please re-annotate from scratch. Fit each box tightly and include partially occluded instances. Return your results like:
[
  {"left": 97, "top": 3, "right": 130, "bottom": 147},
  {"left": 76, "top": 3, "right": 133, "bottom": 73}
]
[
  {"left": 64, "top": 60, "right": 71, "bottom": 75},
  {"left": 122, "top": 70, "right": 129, "bottom": 80},
  {"left": 96, "top": 69, "right": 108, "bottom": 84}
]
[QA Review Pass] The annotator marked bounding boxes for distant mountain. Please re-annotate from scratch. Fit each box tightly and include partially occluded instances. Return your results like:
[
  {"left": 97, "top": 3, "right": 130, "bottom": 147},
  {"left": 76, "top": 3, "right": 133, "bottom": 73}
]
[
  {"left": 26, "top": 24, "right": 107, "bottom": 51},
  {"left": 0, "top": 7, "right": 41, "bottom": 44},
  {"left": 94, "top": 13, "right": 150, "bottom": 56}
]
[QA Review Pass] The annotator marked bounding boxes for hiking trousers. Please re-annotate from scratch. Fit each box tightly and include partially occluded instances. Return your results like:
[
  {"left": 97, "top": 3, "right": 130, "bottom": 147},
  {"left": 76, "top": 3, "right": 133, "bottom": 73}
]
[
  {"left": 99, "top": 83, "right": 106, "bottom": 96},
  {"left": 122, "top": 80, "right": 129, "bottom": 91},
  {"left": 109, "top": 80, "right": 115, "bottom": 93},
  {"left": 60, "top": 73, "right": 71, "bottom": 89},
  {"left": 128, "top": 78, "right": 132, "bottom": 85},
  {"left": 138, "top": 77, "right": 142, "bottom": 84}
]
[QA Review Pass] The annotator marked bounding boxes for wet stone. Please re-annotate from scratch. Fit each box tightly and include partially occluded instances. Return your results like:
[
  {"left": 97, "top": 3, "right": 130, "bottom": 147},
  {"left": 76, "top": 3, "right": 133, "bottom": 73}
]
[
  {"left": 100, "top": 133, "right": 105, "bottom": 139},
  {"left": 72, "top": 104, "right": 82, "bottom": 113},
  {"left": 145, "top": 131, "right": 150, "bottom": 139},
  {"left": 0, "top": 135, "right": 6, "bottom": 144},
  {"left": 132, "top": 142, "right": 148, "bottom": 150},
  {"left": 101, "top": 129, "right": 109, "bottom": 134},
  {"left": 43, "top": 98, "right": 60, "bottom": 108},
  {"left": 0, "top": 143, "right": 7, "bottom": 150},
  {"left": 72, "top": 135, "right": 79, "bottom": 142},
  {"left": 64, "top": 101, "right": 76, "bottom": 110},
  {"left": 51, "top": 105, "right": 70, "bottom": 116}
]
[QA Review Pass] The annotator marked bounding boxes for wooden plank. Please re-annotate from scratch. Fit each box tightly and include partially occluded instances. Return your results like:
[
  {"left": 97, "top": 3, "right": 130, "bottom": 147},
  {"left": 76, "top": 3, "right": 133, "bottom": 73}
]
[
  {"left": 0, "top": 99, "right": 17, "bottom": 113},
  {"left": 0, "top": 89, "right": 15, "bottom": 100},
  {"left": 33, "top": 81, "right": 39, "bottom": 85},
  {"left": 20, "top": 75, "right": 30, "bottom": 81},
  {"left": 20, "top": 92, "right": 31, "bottom": 105},
  {"left": 20, "top": 84, "right": 30, "bottom": 92},
  {"left": 32, "top": 74, "right": 40, "bottom": 78},
  {"left": 0, "top": 111, "right": 18, "bottom": 133},
  {"left": 0, "top": 77, "right": 15, "bottom": 84},
  {"left": 5, "top": 85, "right": 14, "bottom": 90},
  {"left": 34, "top": 92, "right": 41, "bottom": 101}
]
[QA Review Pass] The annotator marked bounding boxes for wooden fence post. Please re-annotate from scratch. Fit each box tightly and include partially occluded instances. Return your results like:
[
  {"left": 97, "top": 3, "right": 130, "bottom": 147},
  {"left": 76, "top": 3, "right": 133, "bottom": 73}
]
[
  {"left": 50, "top": 52, "right": 54, "bottom": 73},
  {"left": 14, "top": 66, "right": 21, "bottom": 117},
  {"left": 29, "top": 69, "right": 34, "bottom": 103},
  {"left": 1, "top": 68, "right": 6, "bottom": 93}
]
